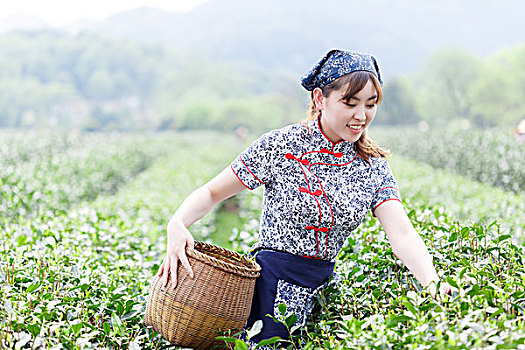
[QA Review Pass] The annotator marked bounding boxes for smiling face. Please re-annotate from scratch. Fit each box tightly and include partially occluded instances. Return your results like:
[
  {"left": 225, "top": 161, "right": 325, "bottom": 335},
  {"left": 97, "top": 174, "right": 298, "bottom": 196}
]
[{"left": 314, "top": 78, "right": 379, "bottom": 144}]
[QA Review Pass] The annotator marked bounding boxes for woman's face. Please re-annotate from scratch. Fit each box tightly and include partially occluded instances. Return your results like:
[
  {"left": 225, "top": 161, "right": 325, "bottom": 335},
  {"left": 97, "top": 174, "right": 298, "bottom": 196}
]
[{"left": 316, "top": 79, "right": 378, "bottom": 144}]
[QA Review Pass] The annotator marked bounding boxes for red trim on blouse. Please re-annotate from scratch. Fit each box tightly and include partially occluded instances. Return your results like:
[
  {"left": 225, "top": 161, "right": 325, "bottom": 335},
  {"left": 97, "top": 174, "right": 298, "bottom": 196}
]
[
  {"left": 284, "top": 118, "right": 357, "bottom": 259},
  {"left": 309, "top": 153, "right": 358, "bottom": 172},
  {"left": 375, "top": 186, "right": 399, "bottom": 193},
  {"left": 298, "top": 187, "right": 322, "bottom": 196},
  {"left": 302, "top": 255, "right": 325, "bottom": 260},
  {"left": 240, "top": 154, "right": 265, "bottom": 185},
  {"left": 286, "top": 153, "right": 310, "bottom": 165},
  {"left": 230, "top": 164, "right": 253, "bottom": 190},
  {"left": 305, "top": 226, "right": 329, "bottom": 232},
  {"left": 311, "top": 173, "right": 334, "bottom": 259},
  {"left": 372, "top": 198, "right": 402, "bottom": 217},
  {"left": 302, "top": 148, "right": 343, "bottom": 158},
  {"left": 316, "top": 114, "right": 348, "bottom": 147}
]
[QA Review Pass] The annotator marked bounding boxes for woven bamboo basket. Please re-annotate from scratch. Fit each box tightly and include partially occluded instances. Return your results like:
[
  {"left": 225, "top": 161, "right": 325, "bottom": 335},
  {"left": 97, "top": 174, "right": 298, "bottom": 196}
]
[{"left": 143, "top": 241, "right": 261, "bottom": 350}]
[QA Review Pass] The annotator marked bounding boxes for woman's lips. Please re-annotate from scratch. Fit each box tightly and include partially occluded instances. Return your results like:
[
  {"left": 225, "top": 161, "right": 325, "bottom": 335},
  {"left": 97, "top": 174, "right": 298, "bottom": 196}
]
[{"left": 347, "top": 124, "right": 364, "bottom": 134}]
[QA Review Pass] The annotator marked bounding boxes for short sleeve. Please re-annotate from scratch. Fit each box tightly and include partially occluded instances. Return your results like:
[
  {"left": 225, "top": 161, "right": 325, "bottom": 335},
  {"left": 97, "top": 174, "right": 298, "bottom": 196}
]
[
  {"left": 230, "top": 131, "right": 278, "bottom": 190},
  {"left": 370, "top": 158, "right": 402, "bottom": 216}
]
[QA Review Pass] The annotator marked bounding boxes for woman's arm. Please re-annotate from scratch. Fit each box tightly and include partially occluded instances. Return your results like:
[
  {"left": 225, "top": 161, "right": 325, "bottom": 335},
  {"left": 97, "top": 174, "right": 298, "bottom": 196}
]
[
  {"left": 374, "top": 200, "right": 454, "bottom": 296},
  {"left": 157, "top": 166, "right": 247, "bottom": 289}
]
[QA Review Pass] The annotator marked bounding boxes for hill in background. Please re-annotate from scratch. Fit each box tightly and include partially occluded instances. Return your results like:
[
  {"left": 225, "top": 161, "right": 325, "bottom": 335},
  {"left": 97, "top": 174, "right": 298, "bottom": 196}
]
[
  {"left": 60, "top": 0, "right": 525, "bottom": 78},
  {"left": 1, "top": 0, "right": 524, "bottom": 131}
]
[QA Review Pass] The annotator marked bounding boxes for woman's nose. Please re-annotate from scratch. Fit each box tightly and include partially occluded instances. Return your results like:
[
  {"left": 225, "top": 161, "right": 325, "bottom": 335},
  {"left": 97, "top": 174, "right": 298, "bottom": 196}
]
[{"left": 354, "top": 109, "right": 366, "bottom": 121}]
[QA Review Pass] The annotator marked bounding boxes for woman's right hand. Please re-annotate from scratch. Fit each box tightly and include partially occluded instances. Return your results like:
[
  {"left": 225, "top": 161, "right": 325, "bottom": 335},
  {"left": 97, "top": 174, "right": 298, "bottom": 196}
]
[{"left": 156, "top": 218, "right": 195, "bottom": 289}]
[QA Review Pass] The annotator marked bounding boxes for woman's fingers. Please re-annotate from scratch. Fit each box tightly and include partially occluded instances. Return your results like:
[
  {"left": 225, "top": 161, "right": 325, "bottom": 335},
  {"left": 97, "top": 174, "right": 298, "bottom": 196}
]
[
  {"left": 427, "top": 283, "right": 437, "bottom": 298},
  {"left": 161, "top": 258, "right": 171, "bottom": 287},
  {"left": 170, "top": 256, "right": 179, "bottom": 289},
  {"left": 159, "top": 227, "right": 195, "bottom": 290},
  {"left": 179, "top": 250, "right": 194, "bottom": 279},
  {"left": 187, "top": 234, "right": 195, "bottom": 250},
  {"left": 441, "top": 283, "right": 458, "bottom": 296}
]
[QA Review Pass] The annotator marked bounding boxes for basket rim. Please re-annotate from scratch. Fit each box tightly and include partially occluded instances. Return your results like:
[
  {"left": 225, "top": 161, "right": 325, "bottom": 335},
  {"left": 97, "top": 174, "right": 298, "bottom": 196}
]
[{"left": 186, "top": 241, "right": 261, "bottom": 278}]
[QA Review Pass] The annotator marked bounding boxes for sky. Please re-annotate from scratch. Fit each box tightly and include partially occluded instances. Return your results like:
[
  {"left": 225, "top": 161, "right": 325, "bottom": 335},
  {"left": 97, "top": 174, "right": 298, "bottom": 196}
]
[{"left": 0, "top": 0, "right": 211, "bottom": 27}]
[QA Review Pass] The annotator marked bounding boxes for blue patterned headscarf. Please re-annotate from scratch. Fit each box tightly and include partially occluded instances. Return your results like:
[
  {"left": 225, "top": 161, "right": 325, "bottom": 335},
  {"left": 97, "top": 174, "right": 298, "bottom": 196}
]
[{"left": 300, "top": 49, "right": 383, "bottom": 91}]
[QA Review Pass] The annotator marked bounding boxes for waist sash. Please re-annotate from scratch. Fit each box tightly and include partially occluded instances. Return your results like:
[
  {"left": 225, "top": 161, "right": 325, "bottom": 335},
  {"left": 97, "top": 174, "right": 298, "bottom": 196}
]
[{"left": 245, "top": 249, "right": 335, "bottom": 342}]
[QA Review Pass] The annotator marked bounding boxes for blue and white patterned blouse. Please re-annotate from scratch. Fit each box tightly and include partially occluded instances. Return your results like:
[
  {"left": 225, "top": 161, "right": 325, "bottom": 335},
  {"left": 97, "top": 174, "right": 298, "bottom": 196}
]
[{"left": 230, "top": 115, "right": 401, "bottom": 261}]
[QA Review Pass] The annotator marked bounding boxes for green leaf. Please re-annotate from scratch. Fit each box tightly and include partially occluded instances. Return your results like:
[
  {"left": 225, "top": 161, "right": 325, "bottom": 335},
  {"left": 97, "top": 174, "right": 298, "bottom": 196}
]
[
  {"left": 216, "top": 336, "right": 238, "bottom": 344},
  {"left": 490, "top": 307, "right": 505, "bottom": 319},
  {"left": 467, "top": 284, "right": 481, "bottom": 296},
  {"left": 458, "top": 267, "right": 468, "bottom": 280},
  {"left": 498, "top": 234, "right": 511, "bottom": 243},
  {"left": 17, "top": 235, "right": 27, "bottom": 246},
  {"left": 386, "top": 315, "right": 413, "bottom": 327},
  {"left": 103, "top": 321, "right": 111, "bottom": 335},
  {"left": 116, "top": 301, "right": 124, "bottom": 315},
  {"left": 356, "top": 274, "right": 367, "bottom": 282},
  {"left": 496, "top": 343, "right": 521, "bottom": 349},
  {"left": 402, "top": 300, "right": 418, "bottom": 317},
  {"left": 234, "top": 339, "right": 248, "bottom": 350},
  {"left": 27, "top": 324, "right": 40, "bottom": 337},
  {"left": 278, "top": 303, "right": 287, "bottom": 316},
  {"left": 26, "top": 283, "right": 40, "bottom": 293},
  {"left": 256, "top": 336, "right": 283, "bottom": 348},
  {"left": 445, "top": 277, "right": 459, "bottom": 289},
  {"left": 265, "top": 313, "right": 281, "bottom": 324},
  {"left": 71, "top": 322, "right": 83, "bottom": 335},
  {"left": 285, "top": 314, "right": 298, "bottom": 328},
  {"left": 111, "top": 312, "right": 124, "bottom": 336}
]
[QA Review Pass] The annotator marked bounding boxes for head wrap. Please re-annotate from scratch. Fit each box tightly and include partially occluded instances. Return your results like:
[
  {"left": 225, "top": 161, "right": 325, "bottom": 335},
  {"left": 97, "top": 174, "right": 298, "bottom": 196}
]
[{"left": 300, "top": 49, "right": 383, "bottom": 91}]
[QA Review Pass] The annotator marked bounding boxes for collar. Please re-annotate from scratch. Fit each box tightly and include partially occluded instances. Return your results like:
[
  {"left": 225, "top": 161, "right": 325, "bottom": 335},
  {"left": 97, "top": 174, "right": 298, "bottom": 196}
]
[{"left": 307, "top": 114, "right": 355, "bottom": 155}]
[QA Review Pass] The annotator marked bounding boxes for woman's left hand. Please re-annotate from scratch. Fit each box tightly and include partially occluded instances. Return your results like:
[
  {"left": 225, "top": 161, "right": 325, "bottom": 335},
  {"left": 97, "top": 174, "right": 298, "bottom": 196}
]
[{"left": 427, "top": 281, "right": 458, "bottom": 298}]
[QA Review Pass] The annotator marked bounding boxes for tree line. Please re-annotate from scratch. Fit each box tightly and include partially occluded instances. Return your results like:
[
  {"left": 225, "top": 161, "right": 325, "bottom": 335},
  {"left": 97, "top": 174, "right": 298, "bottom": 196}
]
[
  {"left": 0, "top": 30, "right": 523, "bottom": 132},
  {"left": 380, "top": 46, "right": 525, "bottom": 129},
  {"left": 0, "top": 30, "right": 302, "bottom": 132}
]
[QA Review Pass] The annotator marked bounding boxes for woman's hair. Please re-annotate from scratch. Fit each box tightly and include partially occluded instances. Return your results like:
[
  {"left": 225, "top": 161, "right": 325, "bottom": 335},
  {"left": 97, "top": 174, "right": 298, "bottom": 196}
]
[{"left": 302, "top": 70, "right": 389, "bottom": 163}]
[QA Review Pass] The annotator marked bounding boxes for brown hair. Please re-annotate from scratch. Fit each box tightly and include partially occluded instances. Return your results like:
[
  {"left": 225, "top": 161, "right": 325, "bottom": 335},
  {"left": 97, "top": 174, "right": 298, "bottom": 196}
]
[{"left": 302, "top": 71, "right": 388, "bottom": 163}]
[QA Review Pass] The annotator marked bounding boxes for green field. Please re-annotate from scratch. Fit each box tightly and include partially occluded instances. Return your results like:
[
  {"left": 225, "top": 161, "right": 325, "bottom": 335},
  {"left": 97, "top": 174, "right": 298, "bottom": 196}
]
[{"left": 1, "top": 129, "right": 524, "bottom": 349}]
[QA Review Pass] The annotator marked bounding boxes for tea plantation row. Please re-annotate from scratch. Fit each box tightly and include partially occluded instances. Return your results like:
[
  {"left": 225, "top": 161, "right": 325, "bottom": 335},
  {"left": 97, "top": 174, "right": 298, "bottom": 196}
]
[
  {"left": 1, "top": 130, "right": 524, "bottom": 349},
  {"left": 370, "top": 126, "right": 525, "bottom": 194}
]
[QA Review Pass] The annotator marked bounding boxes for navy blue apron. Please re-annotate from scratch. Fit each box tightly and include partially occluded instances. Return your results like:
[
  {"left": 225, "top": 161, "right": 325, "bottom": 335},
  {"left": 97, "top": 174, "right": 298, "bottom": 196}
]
[{"left": 245, "top": 249, "right": 335, "bottom": 343}]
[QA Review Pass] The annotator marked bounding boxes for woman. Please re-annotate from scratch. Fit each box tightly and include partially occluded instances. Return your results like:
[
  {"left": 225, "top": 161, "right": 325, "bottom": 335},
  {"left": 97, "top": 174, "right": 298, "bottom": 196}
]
[{"left": 156, "top": 49, "right": 455, "bottom": 342}]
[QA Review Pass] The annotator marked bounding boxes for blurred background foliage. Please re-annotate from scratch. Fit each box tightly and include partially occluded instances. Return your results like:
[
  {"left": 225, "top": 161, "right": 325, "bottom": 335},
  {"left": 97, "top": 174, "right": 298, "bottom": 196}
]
[
  {"left": 0, "top": 31, "right": 302, "bottom": 132},
  {"left": 0, "top": 29, "right": 524, "bottom": 133}
]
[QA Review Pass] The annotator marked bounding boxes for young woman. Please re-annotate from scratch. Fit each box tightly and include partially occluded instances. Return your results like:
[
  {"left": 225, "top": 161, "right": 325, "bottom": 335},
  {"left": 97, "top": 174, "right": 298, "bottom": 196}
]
[{"left": 156, "top": 49, "right": 455, "bottom": 342}]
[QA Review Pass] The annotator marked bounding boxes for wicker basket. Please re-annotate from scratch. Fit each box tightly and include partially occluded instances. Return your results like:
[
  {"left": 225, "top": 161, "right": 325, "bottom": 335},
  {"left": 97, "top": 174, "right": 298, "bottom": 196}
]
[{"left": 143, "top": 241, "right": 261, "bottom": 350}]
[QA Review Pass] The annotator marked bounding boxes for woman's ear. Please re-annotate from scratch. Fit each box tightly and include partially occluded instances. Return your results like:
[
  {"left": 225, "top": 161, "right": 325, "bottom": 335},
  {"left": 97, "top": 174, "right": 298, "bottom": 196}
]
[{"left": 312, "top": 88, "right": 324, "bottom": 111}]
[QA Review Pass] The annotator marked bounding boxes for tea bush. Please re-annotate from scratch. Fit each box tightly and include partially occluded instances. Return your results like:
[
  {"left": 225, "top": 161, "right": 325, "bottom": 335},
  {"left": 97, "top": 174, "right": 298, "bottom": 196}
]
[
  {"left": 388, "top": 155, "right": 525, "bottom": 239},
  {"left": 1, "top": 130, "right": 524, "bottom": 349},
  {"left": 0, "top": 131, "right": 244, "bottom": 349},
  {"left": 370, "top": 126, "right": 525, "bottom": 194}
]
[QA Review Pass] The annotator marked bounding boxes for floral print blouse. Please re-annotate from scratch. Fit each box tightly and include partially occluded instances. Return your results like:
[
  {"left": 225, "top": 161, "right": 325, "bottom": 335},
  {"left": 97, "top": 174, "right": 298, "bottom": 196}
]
[{"left": 230, "top": 115, "right": 401, "bottom": 261}]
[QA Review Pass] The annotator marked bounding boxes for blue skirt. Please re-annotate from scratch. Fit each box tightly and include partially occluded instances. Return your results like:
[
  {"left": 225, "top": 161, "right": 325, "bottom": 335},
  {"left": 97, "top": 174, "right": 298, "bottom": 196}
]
[{"left": 245, "top": 249, "right": 335, "bottom": 342}]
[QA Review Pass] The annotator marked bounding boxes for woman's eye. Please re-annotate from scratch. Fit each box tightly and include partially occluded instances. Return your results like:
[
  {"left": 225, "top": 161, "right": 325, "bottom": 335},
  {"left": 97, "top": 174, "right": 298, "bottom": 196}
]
[
  {"left": 366, "top": 104, "right": 376, "bottom": 108},
  {"left": 345, "top": 103, "right": 356, "bottom": 107}
]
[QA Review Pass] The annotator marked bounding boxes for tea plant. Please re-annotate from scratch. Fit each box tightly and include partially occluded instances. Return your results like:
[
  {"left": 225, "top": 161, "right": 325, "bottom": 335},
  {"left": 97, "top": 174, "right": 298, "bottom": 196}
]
[
  {"left": 229, "top": 198, "right": 525, "bottom": 349},
  {"left": 0, "top": 133, "right": 156, "bottom": 222},
  {"left": 371, "top": 126, "right": 525, "bottom": 194},
  {"left": 0, "top": 131, "right": 245, "bottom": 349},
  {"left": 229, "top": 153, "right": 525, "bottom": 349},
  {"left": 389, "top": 155, "right": 525, "bottom": 239},
  {"left": 1, "top": 129, "right": 524, "bottom": 349}
]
